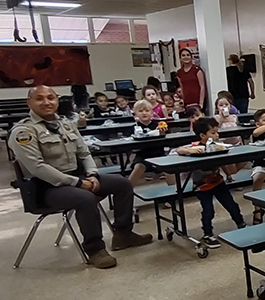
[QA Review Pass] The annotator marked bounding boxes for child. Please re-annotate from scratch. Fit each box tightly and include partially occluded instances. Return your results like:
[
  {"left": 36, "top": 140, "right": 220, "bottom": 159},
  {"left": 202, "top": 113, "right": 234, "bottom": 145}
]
[
  {"left": 217, "top": 90, "right": 239, "bottom": 114},
  {"left": 214, "top": 96, "right": 245, "bottom": 182},
  {"left": 173, "top": 88, "right": 186, "bottom": 118},
  {"left": 163, "top": 94, "right": 175, "bottom": 117},
  {"left": 128, "top": 100, "right": 167, "bottom": 187},
  {"left": 58, "top": 95, "right": 79, "bottom": 124},
  {"left": 251, "top": 109, "right": 265, "bottom": 224},
  {"left": 174, "top": 86, "right": 184, "bottom": 102},
  {"left": 176, "top": 118, "right": 246, "bottom": 248},
  {"left": 93, "top": 92, "right": 115, "bottom": 118},
  {"left": 114, "top": 96, "right": 133, "bottom": 116},
  {"left": 142, "top": 85, "right": 169, "bottom": 119},
  {"left": 93, "top": 92, "right": 117, "bottom": 165},
  {"left": 186, "top": 105, "right": 204, "bottom": 131}
]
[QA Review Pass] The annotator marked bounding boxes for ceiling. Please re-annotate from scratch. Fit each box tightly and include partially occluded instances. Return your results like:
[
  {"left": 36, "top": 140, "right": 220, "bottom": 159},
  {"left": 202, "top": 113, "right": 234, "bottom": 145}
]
[{"left": 0, "top": 0, "right": 193, "bottom": 18}]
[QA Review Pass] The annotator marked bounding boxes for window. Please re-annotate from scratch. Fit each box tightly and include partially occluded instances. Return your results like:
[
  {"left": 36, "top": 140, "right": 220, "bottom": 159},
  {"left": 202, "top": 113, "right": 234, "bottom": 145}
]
[
  {"left": 93, "top": 18, "right": 130, "bottom": 43},
  {"left": 134, "top": 19, "right": 149, "bottom": 43},
  {"left": 0, "top": 14, "right": 42, "bottom": 43},
  {"left": 48, "top": 16, "right": 90, "bottom": 43}
]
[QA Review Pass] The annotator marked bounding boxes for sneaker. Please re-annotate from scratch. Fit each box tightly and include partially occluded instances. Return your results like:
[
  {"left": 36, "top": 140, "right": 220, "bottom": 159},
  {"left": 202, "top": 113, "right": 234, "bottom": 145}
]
[
  {"left": 201, "top": 234, "right": 221, "bottom": 249},
  {"left": 252, "top": 242, "right": 265, "bottom": 253},
  {"left": 100, "top": 157, "right": 108, "bottom": 167},
  {"left": 145, "top": 173, "right": 154, "bottom": 181},
  {"left": 110, "top": 155, "right": 118, "bottom": 165},
  {"left": 89, "top": 249, "right": 117, "bottom": 269},
  {"left": 159, "top": 172, "right": 166, "bottom": 180},
  {"left": 111, "top": 231, "right": 153, "bottom": 251},
  {"left": 226, "top": 175, "right": 235, "bottom": 183},
  {"left": 237, "top": 221, "right": 247, "bottom": 229}
]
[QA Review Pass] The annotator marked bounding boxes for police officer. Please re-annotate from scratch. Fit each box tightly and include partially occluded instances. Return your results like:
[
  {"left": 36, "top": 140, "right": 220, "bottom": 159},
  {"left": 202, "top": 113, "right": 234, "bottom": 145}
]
[{"left": 8, "top": 85, "right": 152, "bottom": 269}]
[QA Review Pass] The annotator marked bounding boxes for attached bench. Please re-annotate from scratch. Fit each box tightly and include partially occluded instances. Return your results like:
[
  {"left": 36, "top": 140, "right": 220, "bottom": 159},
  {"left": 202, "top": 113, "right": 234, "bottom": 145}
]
[
  {"left": 219, "top": 223, "right": 265, "bottom": 298},
  {"left": 97, "top": 165, "right": 131, "bottom": 175},
  {"left": 134, "top": 169, "right": 252, "bottom": 240}
]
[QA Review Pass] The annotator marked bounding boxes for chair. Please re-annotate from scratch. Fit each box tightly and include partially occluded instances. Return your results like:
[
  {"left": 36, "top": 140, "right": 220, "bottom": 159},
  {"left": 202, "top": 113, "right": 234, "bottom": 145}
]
[{"left": 11, "top": 159, "right": 114, "bottom": 268}]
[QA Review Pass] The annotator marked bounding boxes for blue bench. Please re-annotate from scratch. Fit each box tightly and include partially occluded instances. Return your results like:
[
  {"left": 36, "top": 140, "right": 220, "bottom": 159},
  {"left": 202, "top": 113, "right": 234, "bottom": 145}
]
[
  {"left": 134, "top": 169, "right": 252, "bottom": 240},
  {"left": 219, "top": 223, "right": 265, "bottom": 298}
]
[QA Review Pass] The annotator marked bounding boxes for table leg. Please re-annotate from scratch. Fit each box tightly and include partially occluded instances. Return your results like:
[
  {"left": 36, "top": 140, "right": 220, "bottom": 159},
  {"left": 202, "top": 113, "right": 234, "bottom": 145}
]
[
  {"left": 243, "top": 249, "right": 254, "bottom": 298},
  {"left": 175, "top": 173, "right": 187, "bottom": 236},
  {"left": 154, "top": 200, "right": 163, "bottom": 240},
  {"left": 118, "top": 152, "right": 126, "bottom": 176}
]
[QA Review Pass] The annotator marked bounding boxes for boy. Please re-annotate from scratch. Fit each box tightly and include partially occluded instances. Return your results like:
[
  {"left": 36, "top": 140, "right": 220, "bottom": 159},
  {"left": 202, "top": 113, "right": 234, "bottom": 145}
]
[
  {"left": 251, "top": 109, "right": 265, "bottom": 224},
  {"left": 93, "top": 92, "right": 115, "bottom": 118},
  {"left": 128, "top": 100, "right": 167, "bottom": 187},
  {"left": 177, "top": 118, "right": 246, "bottom": 248}
]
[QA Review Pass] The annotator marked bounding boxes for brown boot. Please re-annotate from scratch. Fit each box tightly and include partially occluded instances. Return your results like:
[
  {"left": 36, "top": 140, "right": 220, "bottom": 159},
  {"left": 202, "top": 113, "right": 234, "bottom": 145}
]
[
  {"left": 89, "top": 249, "right": 117, "bottom": 269},
  {"left": 111, "top": 231, "right": 153, "bottom": 251}
]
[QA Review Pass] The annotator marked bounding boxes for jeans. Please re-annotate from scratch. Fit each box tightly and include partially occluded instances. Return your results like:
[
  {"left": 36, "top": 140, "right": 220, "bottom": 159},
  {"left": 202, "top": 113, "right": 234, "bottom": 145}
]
[
  {"left": 44, "top": 174, "right": 134, "bottom": 256},
  {"left": 196, "top": 182, "right": 244, "bottom": 235},
  {"left": 234, "top": 98, "right": 249, "bottom": 113}
]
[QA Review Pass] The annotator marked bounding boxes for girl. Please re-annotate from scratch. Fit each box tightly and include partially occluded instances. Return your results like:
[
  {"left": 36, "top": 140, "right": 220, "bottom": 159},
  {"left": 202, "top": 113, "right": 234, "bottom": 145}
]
[
  {"left": 114, "top": 96, "right": 133, "bottom": 116},
  {"left": 163, "top": 94, "right": 175, "bottom": 117},
  {"left": 93, "top": 92, "right": 115, "bottom": 118},
  {"left": 186, "top": 105, "right": 204, "bottom": 131},
  {"left": 142, "top": 85, "right": 168, "bottom": 119},
  {"left": 58, "top": 96, "right": 79, "bottom": 124},
  {"left": 214, "top": 96, "right": 245, "bottom": 182},
  {"left": 217, "top": 90, "right": 239, "bottom": 114},
  {"left": 177, "top": 48, "right": 206, "bottom": 108}
]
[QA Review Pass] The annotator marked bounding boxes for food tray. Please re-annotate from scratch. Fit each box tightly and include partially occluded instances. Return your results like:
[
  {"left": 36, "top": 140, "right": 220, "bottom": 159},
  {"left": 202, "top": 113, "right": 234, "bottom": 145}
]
[
  {"left": 132, "top": 134, "right": 166, "bottom": 141},
  {"left": 190, "top": 149, "right": 229, "bottom": 157}
]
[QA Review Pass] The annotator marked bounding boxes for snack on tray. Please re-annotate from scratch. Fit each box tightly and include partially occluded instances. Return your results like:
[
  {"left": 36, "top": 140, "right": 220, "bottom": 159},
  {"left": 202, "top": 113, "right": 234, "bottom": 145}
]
[
  {"left": 157, "top": 121, "right": 168, "bottom": 130},
  {"left": 215, "top": 144, "right": 226, "bottom": 151}
]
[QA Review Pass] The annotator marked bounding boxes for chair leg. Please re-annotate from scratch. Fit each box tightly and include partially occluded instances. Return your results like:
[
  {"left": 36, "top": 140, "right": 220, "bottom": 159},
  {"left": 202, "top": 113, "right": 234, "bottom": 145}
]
[
  {"left": 54, "top": 210, "right": 74, "bottom": 246},
  {"left": 98, "top": 202, "right": 115, "bottom": 235},
  {"left": 108, "top": 195, "right": 114, "bottom": 210},
  {"left": 13, "top": 214, "right": 47, "bottom": 268},
  {"left": 62, "top": 211, "right": 89, "bottom": 264}
]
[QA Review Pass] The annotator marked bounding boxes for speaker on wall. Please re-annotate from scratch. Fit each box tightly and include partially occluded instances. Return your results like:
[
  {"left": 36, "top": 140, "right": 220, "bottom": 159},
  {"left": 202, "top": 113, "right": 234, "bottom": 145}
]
[{"left": 240, "top": 54, "right": 256, "bottom": 73}]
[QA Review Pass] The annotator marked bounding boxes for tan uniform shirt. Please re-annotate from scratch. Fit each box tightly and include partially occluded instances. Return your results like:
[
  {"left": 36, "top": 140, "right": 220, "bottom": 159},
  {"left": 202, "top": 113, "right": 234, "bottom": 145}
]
[{"left": 8, "top": 110, "right": 98, "bottom": 187}]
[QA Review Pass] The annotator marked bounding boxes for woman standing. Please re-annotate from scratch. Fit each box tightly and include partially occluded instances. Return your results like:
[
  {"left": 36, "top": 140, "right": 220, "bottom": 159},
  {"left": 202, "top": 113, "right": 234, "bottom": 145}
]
[
  {"left": 177, "top": 48, "right": 206, "bottom": 109},
  {"left": 226, "top": 54, "right": 255, "bottom": 113}
]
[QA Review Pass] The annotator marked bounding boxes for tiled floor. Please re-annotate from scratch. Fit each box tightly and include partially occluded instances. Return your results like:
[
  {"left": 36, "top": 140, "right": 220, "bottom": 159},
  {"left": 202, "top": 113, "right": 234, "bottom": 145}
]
[{"left": 0, "top": 140, "right": 264, "bottom": 300}]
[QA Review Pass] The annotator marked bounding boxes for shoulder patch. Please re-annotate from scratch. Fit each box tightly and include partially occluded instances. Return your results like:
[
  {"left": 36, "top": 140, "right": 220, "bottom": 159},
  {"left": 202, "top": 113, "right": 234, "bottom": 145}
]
[{"left": 15, "top": 130, "right": 33, "bottom": 145}]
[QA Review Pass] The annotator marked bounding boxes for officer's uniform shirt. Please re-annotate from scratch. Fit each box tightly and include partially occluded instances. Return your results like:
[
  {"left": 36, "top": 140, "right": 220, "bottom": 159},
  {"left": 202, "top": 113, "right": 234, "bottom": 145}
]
[{"left": 8, "top": 110, "right": 98, "bottom": 187}]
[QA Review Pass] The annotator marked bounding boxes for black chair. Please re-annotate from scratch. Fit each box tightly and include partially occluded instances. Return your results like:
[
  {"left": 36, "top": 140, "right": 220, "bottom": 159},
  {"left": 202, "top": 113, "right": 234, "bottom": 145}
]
[{"left": 11, "top": 159, "right": 114, "bottom": 268}]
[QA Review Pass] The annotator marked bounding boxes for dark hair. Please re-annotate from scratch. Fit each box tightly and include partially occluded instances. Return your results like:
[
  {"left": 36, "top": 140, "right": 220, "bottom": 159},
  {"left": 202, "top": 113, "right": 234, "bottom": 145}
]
[
  {"left": 179, "top": 48, "right": 193, "bottom": 58},
  {"left": 217, "top": 90, "right": 234, "bottom": 103},
  {"left": 58, "top": 95, "right": 74, "bottom": 118},
  {"left": 186, "top": 105, "right": 202, "bottom": 118},
  {"left": 215, "top": 96, "right": 233, "bottom": 110},
  {"left": 71, "top": 84, "right": 89, "bottom": 109},
  {"left": 228, "top": 54, "right": 244, "bottom": 72},
  {"left": 193, "top": 117, "right": 219, "bottom": 138},
  {"left": 115, "top": 95, "right": 128, "bottom": 104},
  {"left": 147, "top": 76, "right": 161, "bottom": 90},
  {"left": 142, "top": 85, "right": 159, "bottom": 98},
  {"left": 94, "top": 92, "right": 108, "bottom": 101},
  {"left": 254, "top": 109, "right": 265, "bottom": 122}
]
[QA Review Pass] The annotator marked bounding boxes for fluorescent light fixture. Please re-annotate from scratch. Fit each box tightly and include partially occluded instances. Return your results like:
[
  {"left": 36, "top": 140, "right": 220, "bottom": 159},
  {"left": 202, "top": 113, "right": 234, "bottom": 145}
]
[{"left": 21, "top": 1, "right": 81, "bottom": 8}]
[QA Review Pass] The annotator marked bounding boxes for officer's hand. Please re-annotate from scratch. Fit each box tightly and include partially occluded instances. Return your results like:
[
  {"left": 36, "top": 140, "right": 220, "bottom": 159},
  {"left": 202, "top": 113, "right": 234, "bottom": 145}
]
[
  {"left": 86, "top": 177, "right": 100, "bottom": 192},
  {"left": 80, "top": 180, "right": 93, "bottom": 191}
]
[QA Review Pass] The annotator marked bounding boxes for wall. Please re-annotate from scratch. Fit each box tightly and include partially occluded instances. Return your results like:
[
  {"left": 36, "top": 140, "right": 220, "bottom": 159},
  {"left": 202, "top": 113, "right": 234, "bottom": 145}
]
[
  {"left": 0, "top": 43, "right": 152, "bottom": 99},
  {"left": 146, "top": 0, "right": 265, "bottom": 110}
]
